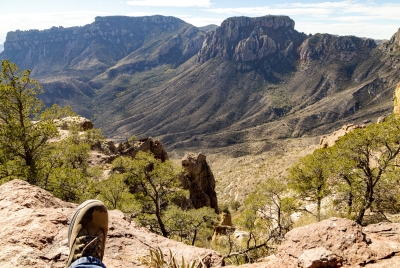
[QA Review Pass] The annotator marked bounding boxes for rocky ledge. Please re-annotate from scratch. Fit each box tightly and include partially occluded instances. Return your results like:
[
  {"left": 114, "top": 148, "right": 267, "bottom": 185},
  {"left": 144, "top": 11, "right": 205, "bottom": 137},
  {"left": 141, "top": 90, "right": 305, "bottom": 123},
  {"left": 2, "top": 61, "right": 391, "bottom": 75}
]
[
  {"left": 1, "top": 179, "right": 400, "bottom": 267},
  {"left": 0, "top": 180, "right": 223, "bottom": 267}
]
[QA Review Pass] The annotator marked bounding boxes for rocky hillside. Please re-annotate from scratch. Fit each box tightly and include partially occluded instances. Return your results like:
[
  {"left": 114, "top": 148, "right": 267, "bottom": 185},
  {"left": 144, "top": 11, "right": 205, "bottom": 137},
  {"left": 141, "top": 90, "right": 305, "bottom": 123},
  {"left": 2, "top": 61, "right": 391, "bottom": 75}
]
[
  {"left": 1, "top": 15, "right": 400, "bottom": 150},
  {"left": 0, "top": 179, "right": 222, "bottom": 267},
  {"left": 263, "top": 217, "right": 400, "bottom": 268}
]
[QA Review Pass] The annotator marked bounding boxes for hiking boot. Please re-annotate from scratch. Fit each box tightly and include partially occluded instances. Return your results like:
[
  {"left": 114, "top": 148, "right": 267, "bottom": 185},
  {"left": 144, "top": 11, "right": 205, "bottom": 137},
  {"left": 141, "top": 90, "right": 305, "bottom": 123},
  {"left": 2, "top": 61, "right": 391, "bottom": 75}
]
[{"left": 65, "top": 200, "right": 108, "bottom": 268}]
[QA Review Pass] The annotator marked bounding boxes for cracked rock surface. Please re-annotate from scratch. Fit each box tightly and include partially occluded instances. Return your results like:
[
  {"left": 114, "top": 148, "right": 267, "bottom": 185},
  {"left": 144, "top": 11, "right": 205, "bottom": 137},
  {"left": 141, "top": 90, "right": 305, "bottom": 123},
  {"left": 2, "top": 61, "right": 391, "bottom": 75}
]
[{"left": 0, "top": 180, "right": 223, "bottom": 267}]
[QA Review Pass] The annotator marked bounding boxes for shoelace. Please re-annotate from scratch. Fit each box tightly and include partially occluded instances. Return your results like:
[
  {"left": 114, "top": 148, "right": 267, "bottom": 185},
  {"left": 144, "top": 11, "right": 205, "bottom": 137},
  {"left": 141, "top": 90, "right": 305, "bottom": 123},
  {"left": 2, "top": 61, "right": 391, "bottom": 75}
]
[{"left": 73, "top": 233, "right": 104, "bottom": 260}]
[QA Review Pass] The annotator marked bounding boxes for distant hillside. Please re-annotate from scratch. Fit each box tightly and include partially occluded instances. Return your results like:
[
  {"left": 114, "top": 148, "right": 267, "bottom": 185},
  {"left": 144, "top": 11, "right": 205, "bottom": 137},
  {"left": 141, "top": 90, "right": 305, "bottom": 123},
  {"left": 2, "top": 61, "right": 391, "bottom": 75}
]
[
  {"left": 198, "top": 24, "right": 218, "bottom": 32},
  {"left": 0, "top": 44, "right": 3, "bottom": 52},
  {"left": 1, "top": 15, "right": 399, "bottom": 149}
]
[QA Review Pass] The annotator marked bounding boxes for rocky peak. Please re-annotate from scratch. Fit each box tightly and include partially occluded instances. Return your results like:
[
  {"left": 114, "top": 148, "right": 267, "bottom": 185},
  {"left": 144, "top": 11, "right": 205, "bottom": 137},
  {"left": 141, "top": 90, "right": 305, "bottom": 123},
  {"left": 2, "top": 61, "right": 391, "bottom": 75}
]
[
  {"left": 389, "top": 28, "right": 400, "bottom": 46},
  {"left": 298, "top": 34, "right": 376, "bottom": 63},
  {"left": 197, "top": 15, "right": 305, "bottom": 63},
  {"left": 382, "top": 28, "right": 400, "bottom": 55}
]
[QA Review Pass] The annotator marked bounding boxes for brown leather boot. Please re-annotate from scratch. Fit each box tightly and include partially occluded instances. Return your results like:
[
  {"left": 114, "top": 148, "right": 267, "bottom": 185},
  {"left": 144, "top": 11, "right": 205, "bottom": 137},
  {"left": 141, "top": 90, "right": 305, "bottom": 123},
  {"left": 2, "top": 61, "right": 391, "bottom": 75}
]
[{"left": 65, "top": 200, "right": 108, "bottom": 268}]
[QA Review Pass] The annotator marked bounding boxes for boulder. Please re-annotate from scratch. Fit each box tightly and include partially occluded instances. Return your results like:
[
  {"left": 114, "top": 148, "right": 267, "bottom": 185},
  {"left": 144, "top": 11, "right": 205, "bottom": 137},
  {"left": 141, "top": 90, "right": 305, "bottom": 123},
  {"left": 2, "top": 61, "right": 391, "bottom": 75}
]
[
  {"left": 0, "top": 179, "right": 223, "bottom": 267},
  {"left": 264, "top": 217, "right": 400, "bottom": 268},
  {"left": 181, "top": 153, "right": 219, "bottom": 213}
]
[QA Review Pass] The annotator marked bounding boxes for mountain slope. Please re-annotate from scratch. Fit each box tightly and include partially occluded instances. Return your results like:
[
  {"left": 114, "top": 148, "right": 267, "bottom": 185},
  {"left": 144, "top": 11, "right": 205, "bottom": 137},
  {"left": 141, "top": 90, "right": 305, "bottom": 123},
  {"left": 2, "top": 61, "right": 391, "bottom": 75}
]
[{"left": 1, "top": 15, "right": 399, "bottom": 149}]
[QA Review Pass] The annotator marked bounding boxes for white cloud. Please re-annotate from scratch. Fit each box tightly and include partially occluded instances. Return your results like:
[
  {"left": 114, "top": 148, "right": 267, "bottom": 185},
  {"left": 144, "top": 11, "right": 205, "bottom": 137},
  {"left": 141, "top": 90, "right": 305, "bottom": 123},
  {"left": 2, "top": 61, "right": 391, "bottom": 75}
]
[
  {"left": 205, "top": 6, "right": 333, "bottom": 16},
  {"left": 123, "top": 11, "right": 158, "bottom": 17},
  {"left": 296, "top": 21, "right": 399, "bottom": 39},
  {"left": 126, "top": 0, "right": 212, "bottom": 8},
  {"left": 205, "top": 1, "right": 400, "bottom": 21}
]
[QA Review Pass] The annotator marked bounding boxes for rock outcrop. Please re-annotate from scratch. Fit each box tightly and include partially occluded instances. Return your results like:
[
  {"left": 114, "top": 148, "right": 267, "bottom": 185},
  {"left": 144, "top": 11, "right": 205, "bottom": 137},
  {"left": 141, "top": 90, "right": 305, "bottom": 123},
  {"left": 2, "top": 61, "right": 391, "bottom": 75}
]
[
  {"left": 320, "top": 123, "right": 365, "bottom": 148},
  {"left": 181, "top": 153, "right": 219, "bottom": 213},
  {"left": 394, "top": 82, "right": 400, "bottom": 115},
  {"left": 298, "top": 34, "right": 376, "bottom": 63},
  {"left": 197, "top": 15, "right": 305, "bottom": 63},
  {"left": 264, "top": 217, "right": 400, "bottom": 268},
  {"left": 0, "top": 179, "right": 223, "bottom": 267},
  {"left": 55, "top": 116, "right": 94, "bottom": 131},
  {"left": 126, "top": 137, "right": 169, "bottom": 161},
  {"left": 89, "top": 137, "right": 169, "bottom": 166},
  {"left": 383, "top": 27, "right": 400, "bottom": 54}
]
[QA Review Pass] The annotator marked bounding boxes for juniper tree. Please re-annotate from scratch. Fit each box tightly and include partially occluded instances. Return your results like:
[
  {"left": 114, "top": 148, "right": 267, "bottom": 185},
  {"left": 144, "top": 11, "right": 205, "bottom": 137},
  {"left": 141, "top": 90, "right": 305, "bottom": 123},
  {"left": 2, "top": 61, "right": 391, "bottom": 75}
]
[
  {"left": 110, "top": 151, "right": 187, "bottom": 237},
  {"left": 0, "top": 60, "right": 73, "bottom": 185},
  {"left": 331, "top": 115, "right": 400, "bottom": 224},
  {"left": 288, "top": 148, "right": 332, "bottom": 221}
]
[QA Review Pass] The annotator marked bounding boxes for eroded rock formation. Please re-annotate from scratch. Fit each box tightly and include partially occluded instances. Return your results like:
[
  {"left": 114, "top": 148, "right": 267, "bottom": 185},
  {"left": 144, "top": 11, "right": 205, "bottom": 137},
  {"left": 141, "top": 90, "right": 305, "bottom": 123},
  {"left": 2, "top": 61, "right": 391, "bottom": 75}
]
[
  {"left": 54, "top": 118, "right": 169, "bottom": 166},
  {"left": 113, "top": 137, "right": 169, "bottom": 161},
  {"left": 197, "top": 15, "right": 305, "bottom": 63},
  {"left": 0, "top": 179, "right": 223, "bottom": 267},
  {"left": 181, "top": 153, "right": 219, "bottom": 213}
]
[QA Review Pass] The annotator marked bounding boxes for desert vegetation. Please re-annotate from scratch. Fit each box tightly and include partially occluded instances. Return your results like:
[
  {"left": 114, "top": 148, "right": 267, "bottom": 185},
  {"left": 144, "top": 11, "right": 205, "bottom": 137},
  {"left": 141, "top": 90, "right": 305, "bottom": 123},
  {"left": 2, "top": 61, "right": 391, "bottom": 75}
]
[
  {"left": 0, "top": 59, "right": 218, "bottom": 247},
  {"left": 2, "top": 60, "right": 400, "bottom": 265}
]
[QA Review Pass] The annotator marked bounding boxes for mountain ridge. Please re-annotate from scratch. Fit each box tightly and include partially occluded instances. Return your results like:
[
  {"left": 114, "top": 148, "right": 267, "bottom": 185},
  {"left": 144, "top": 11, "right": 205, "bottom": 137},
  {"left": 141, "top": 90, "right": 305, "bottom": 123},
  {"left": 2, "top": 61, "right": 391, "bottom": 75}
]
[{"left": 1, "top": 15, "right": 399, "bottom": 150}]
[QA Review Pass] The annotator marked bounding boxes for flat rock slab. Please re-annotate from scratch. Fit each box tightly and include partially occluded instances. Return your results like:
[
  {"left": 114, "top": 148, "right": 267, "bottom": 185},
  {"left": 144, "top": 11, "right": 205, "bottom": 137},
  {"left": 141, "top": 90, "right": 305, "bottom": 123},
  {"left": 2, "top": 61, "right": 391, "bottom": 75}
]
[{"left": 0, "top": 180, "right": 223, "bottom": 267}]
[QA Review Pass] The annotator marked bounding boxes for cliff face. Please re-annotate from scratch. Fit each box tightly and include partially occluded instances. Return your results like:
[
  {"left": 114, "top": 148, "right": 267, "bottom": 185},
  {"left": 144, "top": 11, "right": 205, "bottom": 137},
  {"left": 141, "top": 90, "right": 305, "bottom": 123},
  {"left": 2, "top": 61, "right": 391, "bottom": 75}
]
[
  {"left": 197, "top": 15, "right": 302, "bottom": 63},
  {"left": 298, "top": 34, "right": 376, "bottom": 63},
  {"left": 2, "top": 16, "right": 203, "bottom": 76}
]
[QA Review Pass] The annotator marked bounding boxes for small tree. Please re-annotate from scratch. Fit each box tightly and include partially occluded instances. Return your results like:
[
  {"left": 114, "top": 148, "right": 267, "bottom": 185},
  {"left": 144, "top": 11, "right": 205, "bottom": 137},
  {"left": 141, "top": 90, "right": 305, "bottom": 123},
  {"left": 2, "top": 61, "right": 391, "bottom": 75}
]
[
  {"left": 44, "top": 125, "right": 97, "bottom": 202},
  {"left": 232, "top": 177, "right": 298, "bottom": 262},
  {"left": 288, "top": 148, "right": 332, "bottom": 221},
  {"left": 0, "top": 60, "right": 73, "bottom": 185},
  {"left": 331, "top": 115, "right": 400, "bottom": 224},
  {"left": 111, "top": 151, "right": 186, "bottom": 237},
  {"left": 98, "top": 173, "right": 131, "bottom": 210},
  {"left": 165, "top": 205, "right": 217, "bottom": 245}
]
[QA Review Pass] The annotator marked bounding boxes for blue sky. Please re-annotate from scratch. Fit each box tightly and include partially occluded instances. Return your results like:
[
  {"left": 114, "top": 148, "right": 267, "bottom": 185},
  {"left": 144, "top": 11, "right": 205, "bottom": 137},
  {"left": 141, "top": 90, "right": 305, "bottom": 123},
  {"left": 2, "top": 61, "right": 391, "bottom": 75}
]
[{"left": 1, "top": 0, "right": 400, "bottom": 50}]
